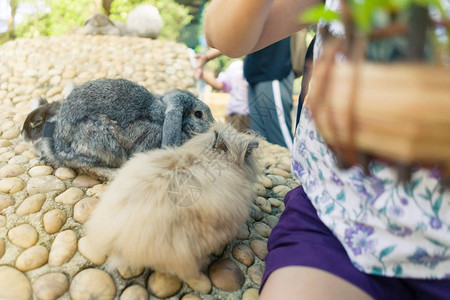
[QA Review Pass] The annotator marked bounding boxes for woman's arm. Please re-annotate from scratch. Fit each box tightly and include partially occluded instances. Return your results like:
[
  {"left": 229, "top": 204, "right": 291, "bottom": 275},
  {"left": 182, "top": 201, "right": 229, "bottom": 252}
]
[
  {"left": 201, "top": 70, "right": 225, "bottom": 91},
  {"left": 204, "top": 0, "right": 319, "bottom": 57}
]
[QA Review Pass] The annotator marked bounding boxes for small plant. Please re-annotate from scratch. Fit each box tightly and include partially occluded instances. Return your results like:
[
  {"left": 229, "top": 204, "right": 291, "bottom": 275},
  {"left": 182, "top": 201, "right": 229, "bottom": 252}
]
[{"left": 301, "top": 0, "right": 449, "bottom": 62}]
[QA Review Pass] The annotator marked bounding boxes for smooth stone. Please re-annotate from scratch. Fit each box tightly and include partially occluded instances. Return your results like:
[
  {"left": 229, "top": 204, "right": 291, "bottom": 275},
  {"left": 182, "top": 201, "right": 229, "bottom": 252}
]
[
  {"left": 2, "top": 127, "right": 20, "bottom": 139},
  {"left": 0, "top": 266, "right": 32, "bottom": 300},
  {"left": 14, "top": 143, "right": 30, "bottom": 154},
  {"left": 86, "top": 184, "right": 107, "bottom": 197},
  {"left": 264, "top": 215, "right": 279, "bottom": 228},
  {"left": 16, "top": 194, "right": 46, "bottom": 216},
  {"left": 254, "top": 197, "right": 272, "bottom": 214},
  {"left": 120, "top": 285, "right": 148, "bottom": 300},
  {"left": 181, "top": 294, "right": 201, "bottom": 300},
  {"left": 185, "top": 274, "right": 212, "bottom": 294},
  {"left": 250, "top": 240, "right": 268, "bottom": 261},
  {"left": 28, "top": 165, "right": 54, "bottom": 177},
  {"left": 0, "top": 177, "right": 25, "bottom": 193},
  {"left": 0, "top": 238, "right": 5, "bottom": 259},
  {"left": 213, "top": 244, "right": 226, "bottom": 257},
  {"left": 48, "top": 230, "right": 77, "bottom": 266},
  {"left": 288, "top": 181, "right": 300, "bottom": 189},
  {"left": 55, "top": 187, "right": 84, "bottom": 205},
  {"left": 236, "top": 224, "right": 250, "bottom": 240},
  {"left": 268, "top": 198, "right": 283, "bottom": 208},
  {"left": 70, "top": 269, "right": 116, "bottom": 300},
  {"left": 33, "top": 272, "right": 69, "bottom": 300},
  {"left": 270, "top": 167, "right": 291, "bottom": 178},
  {"left": 0, "top": 164, "right": 25, "bottom": 177},
  {"left": 15, "top": 245, "right": 49, "bottom": 271},
  {"left": 0, "top": 139, "right": 12, "bottom": 147},
  {"left": 252, "top": 183, "right": 266, "bottom": 197},
  {"left": 8, "top": 224, "right": 38, "bottom": 248},
  {"left": 0, "top": 215, "right": 5, "bottom": 226},
  {"left": 0, "top": 194, "right": 14, "bottom": 210},
  {"left": 73, "top": 197, "right": 99, "bottom": 224},
  {"left": 259, "top": 158, "right": 278, "bottom": 169},
  {"left": 0, "top": 151, "right": 15, "bottom": 162},
  {"left": 118, "top": 265, "right": 145, "bottom": 280},
  {"left": 232, "top": 244, "right": 254, "bottom": 266},
  {"left": 78, "top": 236, "right": 107, "bottom": 265},
  {"left": 54, "top": 167, "right": 77, "bottom": 180},
  {"left": 247, "top": 265, "right": 264, "bottom": 285},
  {"left": 242, "top": 288, "right": 259, "bottom": 300},
  {"left": 277, "top": 163, "right": 291, "bottom": 172},
  {"left": 259, "top": 176, "right": 273, "bottom": 189},
  {"left": 147, "top": 271, "right": 182, "bottom": 298},
  {"left": 249, "top": 204, "right": 263, "bottom": 221},
  {"left": 208, "top": 259, "right": 245, "bottom": 292},
  {"left": 22, "top": 150, "right": 38, "bottom": 158},
  {"left": 72, "top": 175, "right": 101, "bottom": 188},
  {"left": 272, "top": 185, "right": 291, "bottom": 197},
  {"left": 43, "top": 209, "right": 67, "bottom": 234},
  {"left": 267, "top": 175, "right": 287, "bottom": 186},
  {"left": 253, "top": 222, "right": 272, "bottom": 238},
  {"left": 8, "top": 155, "right": 30, "bottom": 164},
  {"left": 27, "top": 175, "right": 66, "bottom": 195}
]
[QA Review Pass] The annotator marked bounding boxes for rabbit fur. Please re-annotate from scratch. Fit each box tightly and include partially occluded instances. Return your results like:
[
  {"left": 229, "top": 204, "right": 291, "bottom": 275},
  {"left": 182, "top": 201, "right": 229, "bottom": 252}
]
[
  {"left": 21, "top": 98, "right": 61, "bottom": 153},
  {"left": 84, "top": 122, "right": 261, "bottom": 293},
  {"left": 22, "top": 78, "right": 214, "bottom": 180}
]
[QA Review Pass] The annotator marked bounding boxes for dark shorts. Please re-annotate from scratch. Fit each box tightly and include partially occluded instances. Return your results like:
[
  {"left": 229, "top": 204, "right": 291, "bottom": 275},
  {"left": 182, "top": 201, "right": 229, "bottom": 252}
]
[{"left": 261, "top": 186, "right": 450, "bottom": 300}]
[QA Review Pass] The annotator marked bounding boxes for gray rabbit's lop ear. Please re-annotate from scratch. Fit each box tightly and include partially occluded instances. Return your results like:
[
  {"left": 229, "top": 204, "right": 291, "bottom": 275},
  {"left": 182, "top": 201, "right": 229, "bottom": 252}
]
[{"left": 161, "top": 90, "right": 192, "bottom": 147}]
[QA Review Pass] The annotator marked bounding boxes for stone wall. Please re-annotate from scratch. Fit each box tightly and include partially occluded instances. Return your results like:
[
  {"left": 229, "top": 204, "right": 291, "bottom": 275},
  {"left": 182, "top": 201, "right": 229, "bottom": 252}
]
[
  {"left": 0, "top": 35, "right": 299, "bottom": 300},
  {"left": 0, "top": 35, "right": 197, "bottom": 122}
]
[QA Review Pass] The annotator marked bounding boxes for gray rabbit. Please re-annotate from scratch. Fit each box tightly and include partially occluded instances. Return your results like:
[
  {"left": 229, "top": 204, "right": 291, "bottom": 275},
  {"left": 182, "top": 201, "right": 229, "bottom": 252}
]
[
  {"left": 22, "top": 78, "right": 215, "bottom": 180},
  {"left": 22, "top": 98, "right": 61, "bottom": 152}
]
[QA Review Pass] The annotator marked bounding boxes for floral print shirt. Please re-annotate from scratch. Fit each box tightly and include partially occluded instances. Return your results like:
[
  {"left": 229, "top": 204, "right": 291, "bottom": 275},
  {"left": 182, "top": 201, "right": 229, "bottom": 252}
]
[
  {"left": 292, "top": 105, "right": 450, "bottom": 278},
  {"left": 291, "top": 0, "right": 450, "bottom": 280}
]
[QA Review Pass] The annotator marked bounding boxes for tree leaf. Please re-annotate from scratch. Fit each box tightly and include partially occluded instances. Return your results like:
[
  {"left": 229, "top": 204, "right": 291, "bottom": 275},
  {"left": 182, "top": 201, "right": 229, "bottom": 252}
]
[{"left": 300, "top": 4, "right": 341, "bottom": 24}]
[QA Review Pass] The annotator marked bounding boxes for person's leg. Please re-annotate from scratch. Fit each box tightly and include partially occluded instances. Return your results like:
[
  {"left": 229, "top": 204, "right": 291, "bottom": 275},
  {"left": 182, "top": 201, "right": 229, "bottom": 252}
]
[
  {"left": 249, "top": 80, "right": 293, "bottom": 149},
  {"left": 225, "top": 114, "right": 250, "bottom": 132},
  {"left": 248, "top": 83, "right": 267, "bottom": 137},
  {"left": 276, "top": 70, "right": 294, "bottom": 142},
  {"left": 261, "top": 186, "right": 415, "bottom": 300},
  {"left": 260, "top": 266, "right": 374, "bottom": 300}
]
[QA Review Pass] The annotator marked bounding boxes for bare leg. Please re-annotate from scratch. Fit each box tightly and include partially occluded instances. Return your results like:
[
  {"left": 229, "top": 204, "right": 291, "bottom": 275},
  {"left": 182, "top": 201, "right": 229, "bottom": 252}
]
[{"left": 260, "top": 266, "right": 374, "bottom": 300}]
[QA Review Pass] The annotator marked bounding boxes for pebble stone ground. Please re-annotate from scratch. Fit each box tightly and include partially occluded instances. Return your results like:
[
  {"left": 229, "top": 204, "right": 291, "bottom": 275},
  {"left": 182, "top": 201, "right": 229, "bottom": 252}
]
[{"left": 0, "top": 34, "right": 299, "bottom": 300}]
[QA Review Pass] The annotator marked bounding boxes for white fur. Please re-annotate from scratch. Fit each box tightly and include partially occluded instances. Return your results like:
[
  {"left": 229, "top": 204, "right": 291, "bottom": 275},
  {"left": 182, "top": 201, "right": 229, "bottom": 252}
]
[{"left": 85, "top": 122, "right": 261, "bottom": 292}]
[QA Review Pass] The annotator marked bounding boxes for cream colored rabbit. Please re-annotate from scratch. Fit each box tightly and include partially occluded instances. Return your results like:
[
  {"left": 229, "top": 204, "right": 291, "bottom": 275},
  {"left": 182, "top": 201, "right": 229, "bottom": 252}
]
[{"left": 85, "top": 122, "right": 261, "bottom": 293}]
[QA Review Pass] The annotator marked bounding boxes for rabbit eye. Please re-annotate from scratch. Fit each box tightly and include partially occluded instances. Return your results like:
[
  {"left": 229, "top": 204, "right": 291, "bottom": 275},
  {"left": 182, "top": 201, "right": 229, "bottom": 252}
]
[{"left": 194, "top": 111, "right": 203, "bottom": 119}]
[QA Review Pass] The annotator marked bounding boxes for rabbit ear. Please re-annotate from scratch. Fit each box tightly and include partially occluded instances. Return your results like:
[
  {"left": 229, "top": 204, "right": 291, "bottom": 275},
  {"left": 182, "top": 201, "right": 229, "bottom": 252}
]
[
  {"left": 30, "top": 114, "right": 44, "bottom": 129},
  {"left": 246, "top": 139, "right": 259, "bottom": 156},
  {"left": 161, "top": 108, "right": 183, "bottom": 147},
  {"left": 213, "top": 130, "right": 227, "bottom": 152},
  {"left": 161, "top": 91, "right": 190, "bottom": 147}
]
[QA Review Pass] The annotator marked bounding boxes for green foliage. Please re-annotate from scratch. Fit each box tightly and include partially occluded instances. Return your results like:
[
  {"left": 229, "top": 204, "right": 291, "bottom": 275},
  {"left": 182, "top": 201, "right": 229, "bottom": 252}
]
[
  {"left": 14, "top": 0, "right": 94, "bottom": 38},
  {"left": 10, "top": 0, "right": 192, "bottom": 42},
  {"left": 300, "top": 0, "right": 446, "bottom": 34},
  {"left": 110, "top": 0, "right": 193, "bottom": 41}
]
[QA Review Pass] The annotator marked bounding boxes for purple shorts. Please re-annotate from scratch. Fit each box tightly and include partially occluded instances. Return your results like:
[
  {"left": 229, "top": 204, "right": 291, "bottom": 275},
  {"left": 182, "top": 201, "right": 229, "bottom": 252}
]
[{"left": 261, "top": 186, "right": 450, "bottom": 300}]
